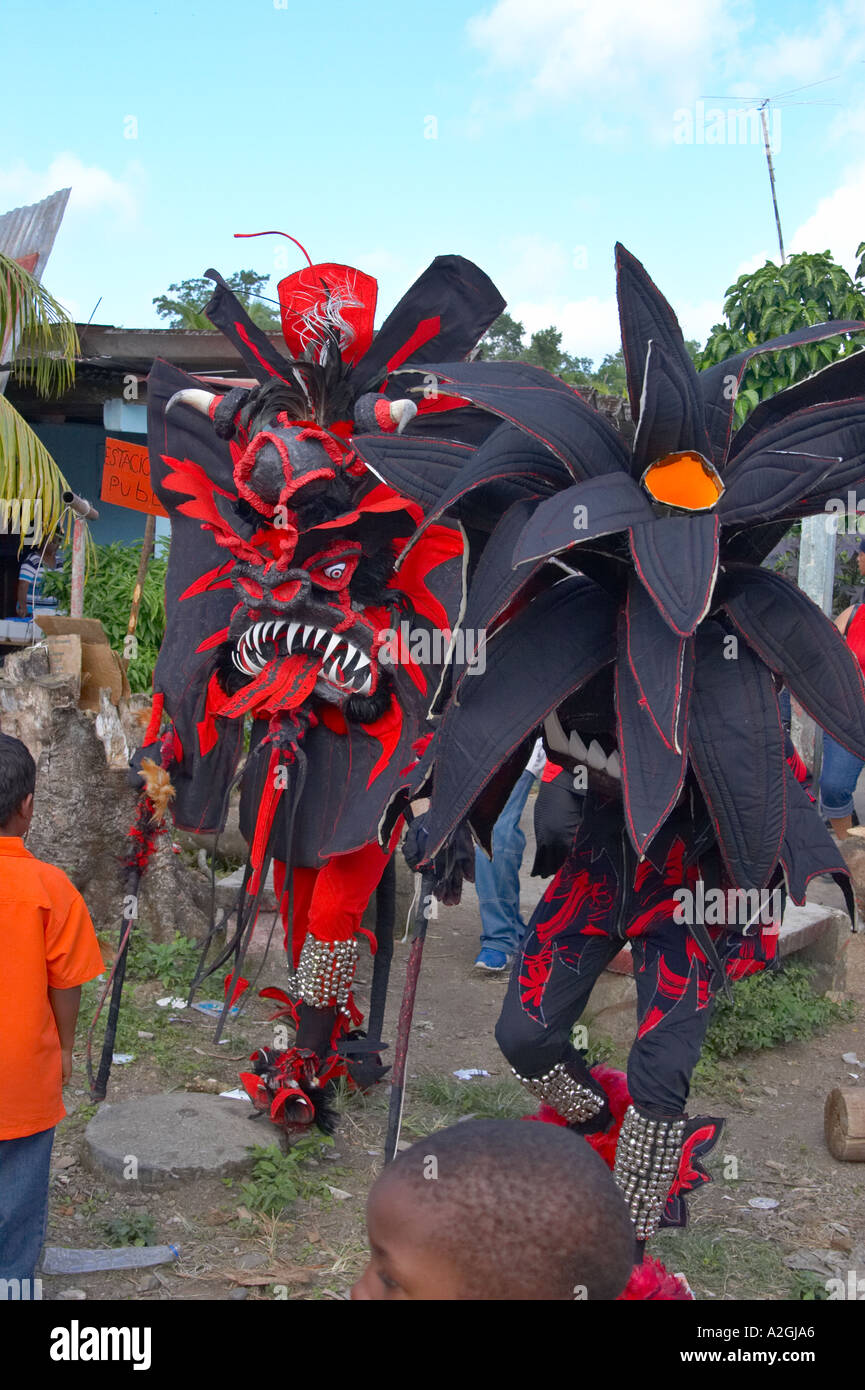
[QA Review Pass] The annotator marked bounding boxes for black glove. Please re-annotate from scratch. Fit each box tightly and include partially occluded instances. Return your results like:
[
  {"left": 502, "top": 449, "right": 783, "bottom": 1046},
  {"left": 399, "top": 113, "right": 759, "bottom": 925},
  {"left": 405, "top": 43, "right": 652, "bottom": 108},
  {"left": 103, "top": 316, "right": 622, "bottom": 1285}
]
[{"left": 403, "top": 815, "right": 474, "bottom": 907}]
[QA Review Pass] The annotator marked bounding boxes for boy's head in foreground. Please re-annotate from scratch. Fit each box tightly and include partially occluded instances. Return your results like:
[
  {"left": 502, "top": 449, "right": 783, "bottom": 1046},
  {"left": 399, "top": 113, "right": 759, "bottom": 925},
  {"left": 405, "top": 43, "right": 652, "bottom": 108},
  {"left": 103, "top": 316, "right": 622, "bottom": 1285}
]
[
  {"left": 352, "top": 1117, "right": 634, "bottom": 1300},
  {"left": 0, "top": 733, "right": 36, "bottom": 837}
]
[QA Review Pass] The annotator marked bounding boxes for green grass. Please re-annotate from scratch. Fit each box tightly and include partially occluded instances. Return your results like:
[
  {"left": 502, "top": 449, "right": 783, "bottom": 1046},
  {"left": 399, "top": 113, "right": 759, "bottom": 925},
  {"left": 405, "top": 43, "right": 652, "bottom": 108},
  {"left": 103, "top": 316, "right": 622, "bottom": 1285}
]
[
  {"left": 401, "top": 1074, "right": 527, "bottom": 1135},
  {"left": 127, "top": 931, "right": 202, "bottom": 992},
  {"left": 103, "top": 1211, "right": 157, "bottom": 1247},
  {"left": 232, "top": 1137, "right": 346, "bottom": 1217},
  {"left": 697, "top": 962, "right": 854, "bottom": 1074},
  {"left": 651, "top": 1226, "right": 829, "bottom": 1301}
]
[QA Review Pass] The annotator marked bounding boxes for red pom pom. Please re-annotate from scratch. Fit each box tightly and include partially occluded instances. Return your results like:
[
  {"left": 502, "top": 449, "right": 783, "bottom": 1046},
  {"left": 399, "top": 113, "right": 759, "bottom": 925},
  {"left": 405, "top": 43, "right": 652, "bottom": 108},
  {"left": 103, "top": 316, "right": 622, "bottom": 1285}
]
[{"left": 618, "top": 1256, "right": 692, "bottom": 1300}]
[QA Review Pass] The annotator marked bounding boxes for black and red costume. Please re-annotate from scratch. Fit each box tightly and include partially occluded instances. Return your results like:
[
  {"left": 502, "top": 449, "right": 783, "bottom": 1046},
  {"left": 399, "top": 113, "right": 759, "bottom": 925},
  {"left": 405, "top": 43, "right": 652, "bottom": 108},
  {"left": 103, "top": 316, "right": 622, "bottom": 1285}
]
[
  {"left": 368, "top": 242, "right": 865, "bottom": 1247},
  {"left": 135, "top": 240, "right": 506, "bottom": 1130}
]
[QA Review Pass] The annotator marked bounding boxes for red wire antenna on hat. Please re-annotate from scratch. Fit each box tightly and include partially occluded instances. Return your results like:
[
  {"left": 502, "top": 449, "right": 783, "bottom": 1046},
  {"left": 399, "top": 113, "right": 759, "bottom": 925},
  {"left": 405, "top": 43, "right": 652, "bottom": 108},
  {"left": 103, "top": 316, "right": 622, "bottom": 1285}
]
[{"left": 234, "top": 231, "right": 314, "bottom": 267}]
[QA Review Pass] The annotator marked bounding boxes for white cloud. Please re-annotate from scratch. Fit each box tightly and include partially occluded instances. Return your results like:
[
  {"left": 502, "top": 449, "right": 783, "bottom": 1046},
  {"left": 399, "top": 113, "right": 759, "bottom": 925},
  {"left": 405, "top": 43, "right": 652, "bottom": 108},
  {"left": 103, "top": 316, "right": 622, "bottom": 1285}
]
[
  {"left": 739, "top": 1, "right": 865, "bottom": 90},
  {"left": 467, "top": 0, "right": 744, "bottom": 123},
  {"left": 789, "top": 160, "right": 865, "bottom": 273},
  {"left": 509, "top": 293, "right": 619, "bottom": 363},
  {"left": 465, "top": 0, "right": 865, "bottom": 151},
  {"left": 0, "top": 153, "right": 140, "bottom": 220}
]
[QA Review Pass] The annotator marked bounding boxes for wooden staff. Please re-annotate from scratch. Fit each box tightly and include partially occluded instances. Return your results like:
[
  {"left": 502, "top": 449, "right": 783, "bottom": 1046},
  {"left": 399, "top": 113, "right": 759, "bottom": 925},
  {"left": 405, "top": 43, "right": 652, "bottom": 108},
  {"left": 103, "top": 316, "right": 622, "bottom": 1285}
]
[{"left": 122, "top": 513, "right": 156, "bottom": 672}]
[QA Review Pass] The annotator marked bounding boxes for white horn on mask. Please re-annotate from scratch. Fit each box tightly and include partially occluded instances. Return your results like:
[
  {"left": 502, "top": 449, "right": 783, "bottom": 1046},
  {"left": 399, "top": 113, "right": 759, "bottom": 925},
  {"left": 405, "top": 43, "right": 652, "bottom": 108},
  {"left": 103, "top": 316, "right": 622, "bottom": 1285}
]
[
  {"left": 165, "top": 388, "right": 218, "bottom": 417},
  {"left": 389, "top": 399, "right": 418, "bottom": 434}
]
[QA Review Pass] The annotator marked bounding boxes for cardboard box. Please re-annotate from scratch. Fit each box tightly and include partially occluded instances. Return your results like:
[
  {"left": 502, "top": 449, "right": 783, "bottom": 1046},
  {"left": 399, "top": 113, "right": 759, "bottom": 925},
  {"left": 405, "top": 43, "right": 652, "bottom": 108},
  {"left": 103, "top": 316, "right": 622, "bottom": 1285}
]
[{"left": 36, "top": 615, "right": 130, "bottom": 709}]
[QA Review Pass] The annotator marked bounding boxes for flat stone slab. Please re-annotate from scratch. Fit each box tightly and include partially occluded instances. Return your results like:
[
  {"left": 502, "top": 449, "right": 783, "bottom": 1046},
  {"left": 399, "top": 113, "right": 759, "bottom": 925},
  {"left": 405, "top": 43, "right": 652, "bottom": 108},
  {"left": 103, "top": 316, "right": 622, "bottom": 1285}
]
[
  {"left": 85, "top": 1093, "right": 279, "bottom": 1186},
  {"left": 605, "top": 900, "right": 843, "bottom": 978},
  {"left": 216, "top": 863, "right": 277, "bottom": 911}
]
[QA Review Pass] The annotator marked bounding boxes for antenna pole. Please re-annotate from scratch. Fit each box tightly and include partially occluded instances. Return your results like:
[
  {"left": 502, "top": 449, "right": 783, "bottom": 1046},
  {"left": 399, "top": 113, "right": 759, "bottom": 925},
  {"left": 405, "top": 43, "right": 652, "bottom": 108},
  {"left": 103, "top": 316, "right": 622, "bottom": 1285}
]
[{"left": 760, "top": 101, "right": 786, "bottom": 263}]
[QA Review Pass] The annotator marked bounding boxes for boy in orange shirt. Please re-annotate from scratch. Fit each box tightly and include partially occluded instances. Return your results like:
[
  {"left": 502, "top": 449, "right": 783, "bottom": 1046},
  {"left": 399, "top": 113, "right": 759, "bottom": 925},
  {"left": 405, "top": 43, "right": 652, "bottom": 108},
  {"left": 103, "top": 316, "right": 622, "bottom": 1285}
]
[{"left": 0, "top": 733, "right": 103, "bottom": 1290}]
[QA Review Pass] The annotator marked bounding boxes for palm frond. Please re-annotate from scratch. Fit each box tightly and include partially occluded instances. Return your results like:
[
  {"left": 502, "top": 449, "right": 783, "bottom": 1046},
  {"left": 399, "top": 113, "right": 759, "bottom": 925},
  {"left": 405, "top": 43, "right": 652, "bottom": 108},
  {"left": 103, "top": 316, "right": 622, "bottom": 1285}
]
[
  {"left": 0, "top": 393, "right": 74, "bottom": 543},
  {"left": 0, "top": 250, "right": 79, "bottom": 396}
]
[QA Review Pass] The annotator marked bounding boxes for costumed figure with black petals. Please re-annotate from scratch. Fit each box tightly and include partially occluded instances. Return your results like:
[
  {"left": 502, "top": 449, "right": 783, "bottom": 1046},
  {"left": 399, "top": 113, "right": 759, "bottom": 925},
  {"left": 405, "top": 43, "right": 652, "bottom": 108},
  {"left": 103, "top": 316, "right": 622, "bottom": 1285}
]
[{"left": 363, "top": 243, "right": 865, "bottom": 1266}]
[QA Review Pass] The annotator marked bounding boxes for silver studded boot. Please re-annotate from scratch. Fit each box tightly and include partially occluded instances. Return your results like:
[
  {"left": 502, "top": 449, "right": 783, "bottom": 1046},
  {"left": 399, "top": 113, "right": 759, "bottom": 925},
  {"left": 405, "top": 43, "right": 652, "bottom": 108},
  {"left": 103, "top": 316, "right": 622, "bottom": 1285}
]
[{"left": 611, "top": 1104, "right": 686, "bottom": 1241}]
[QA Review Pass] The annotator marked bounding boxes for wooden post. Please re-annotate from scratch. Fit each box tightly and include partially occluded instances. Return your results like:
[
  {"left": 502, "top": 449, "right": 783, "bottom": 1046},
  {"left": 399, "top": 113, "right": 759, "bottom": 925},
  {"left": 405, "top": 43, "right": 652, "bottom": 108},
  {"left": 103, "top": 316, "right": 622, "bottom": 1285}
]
[
  {"left": 122, "top": 513, "right": 156, "bottom": 672},
  {"left": 63, "top": 491, "right": 99, "bottom": 619}
]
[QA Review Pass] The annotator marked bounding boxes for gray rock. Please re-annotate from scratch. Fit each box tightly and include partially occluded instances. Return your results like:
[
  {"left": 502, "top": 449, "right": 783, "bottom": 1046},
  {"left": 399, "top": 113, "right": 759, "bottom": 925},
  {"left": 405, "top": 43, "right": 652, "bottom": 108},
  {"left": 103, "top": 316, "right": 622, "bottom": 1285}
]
[
  {"left": 85, "top": 1093, "right": 280, "bottom": 1186},
  {"left": 0, "top": 659, "right": 213, "bottom": 942},
  {"left": 55, "top": 1288, "right": 88, "bottom": 1301}
]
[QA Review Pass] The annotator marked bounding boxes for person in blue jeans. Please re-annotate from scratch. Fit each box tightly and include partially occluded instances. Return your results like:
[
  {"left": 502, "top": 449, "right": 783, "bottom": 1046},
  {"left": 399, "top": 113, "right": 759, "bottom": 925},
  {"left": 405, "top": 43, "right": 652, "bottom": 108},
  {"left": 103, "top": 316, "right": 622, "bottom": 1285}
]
[
  {"left": 474, "top": 741, "right": 545, "bottom": 972},
  {"left": 820, "top": 733, "right": 864, "bottom": 837}
]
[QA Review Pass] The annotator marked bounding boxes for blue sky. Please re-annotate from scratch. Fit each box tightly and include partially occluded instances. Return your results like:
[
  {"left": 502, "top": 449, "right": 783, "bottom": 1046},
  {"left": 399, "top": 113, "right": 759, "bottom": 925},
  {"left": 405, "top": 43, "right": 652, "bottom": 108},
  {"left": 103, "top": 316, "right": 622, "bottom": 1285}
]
[{"left": 4, "top": 0, "right": 865, "bottom": 364}]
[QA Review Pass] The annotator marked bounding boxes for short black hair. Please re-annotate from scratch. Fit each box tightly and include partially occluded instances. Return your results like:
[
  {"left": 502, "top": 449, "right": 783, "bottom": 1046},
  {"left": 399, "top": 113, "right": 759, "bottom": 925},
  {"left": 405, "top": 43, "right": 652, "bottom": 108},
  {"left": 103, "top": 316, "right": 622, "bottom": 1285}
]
[
  {"left": 0, "top": 734, "right": 36, "bottom": 827},
  {"left": 376, "top": 1118, "right": 634, "bottom": 1300}
]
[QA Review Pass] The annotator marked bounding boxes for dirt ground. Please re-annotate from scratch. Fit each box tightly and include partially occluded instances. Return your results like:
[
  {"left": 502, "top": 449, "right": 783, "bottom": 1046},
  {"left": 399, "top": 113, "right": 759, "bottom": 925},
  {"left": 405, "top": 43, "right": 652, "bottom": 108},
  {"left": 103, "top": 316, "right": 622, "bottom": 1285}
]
[{"left": 45, "top": 803, "right": 865, "bottom": 1303}]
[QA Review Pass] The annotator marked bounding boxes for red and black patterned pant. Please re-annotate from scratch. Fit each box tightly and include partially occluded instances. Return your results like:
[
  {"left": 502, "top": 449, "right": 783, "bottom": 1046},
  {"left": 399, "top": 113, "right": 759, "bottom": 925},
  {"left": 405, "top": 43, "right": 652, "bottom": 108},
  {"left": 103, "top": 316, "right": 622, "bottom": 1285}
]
[{"left": 495, "top": 818, "right": 778, "bottom": 1115}]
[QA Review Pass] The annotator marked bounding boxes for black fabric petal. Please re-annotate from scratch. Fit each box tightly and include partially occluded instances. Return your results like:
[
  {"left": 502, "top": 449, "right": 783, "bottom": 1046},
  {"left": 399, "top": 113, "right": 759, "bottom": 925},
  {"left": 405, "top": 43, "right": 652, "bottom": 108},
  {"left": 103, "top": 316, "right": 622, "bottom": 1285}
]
[
  {"left": 448, "top": 499, "right": 557, "bottom": 701},
  {"left": 204, "top": 273, "right": 294, "bottom": 385},
  {"left": 688, "top": 621, "right": 786, "bottom": 890},
  {"left": 727, "top": 351, "right": 865, "bottom": 460},
  {"left": 615, "top": 614, "right": 689, "bottom": 856},
  {"left": 779, "top": 765, "right": 853, "bottom": 918},
  {"left": 395, "top": 360, "right": 630, "bottom": 481},
  {"left": 615, "top": 243, "right": 699, "bottom": 430},
  {"left": 352, "top": 255, "right": 506, "bottom": 392},
  {"left": 423, "top": 577, "right": 617, "bottom": 858},
  {"left": 629, "top": 513, "right": 719, "bottom": 635},
  {"left": 514, "top": 472, "right": 651, "bottom": 566},
  {"left": 718, "top": 399, "right": 865, "bottom": 525},
  {"left": 402, "top": 404, "right": 502, "bottom": 448},
  {"left": 625, "top": 574, "right": 694, "bottom": 751},
  {"left": 700, "top": 319, "right": 865, "bottom": 467},
  {"left": 351, "top": 432, "right": 473, "bottom": 511},
  {"left": 395, "top": 420, "right": 572, "bottom": 561},
  {"left": 720, "top": 518, "right": 797, "bottom": 568},
  {"left": 631, "top": 340, "right": 712, "bottom": 477},
  {"left": 721, "top": 565, "right": 865, "bottom": 759}
]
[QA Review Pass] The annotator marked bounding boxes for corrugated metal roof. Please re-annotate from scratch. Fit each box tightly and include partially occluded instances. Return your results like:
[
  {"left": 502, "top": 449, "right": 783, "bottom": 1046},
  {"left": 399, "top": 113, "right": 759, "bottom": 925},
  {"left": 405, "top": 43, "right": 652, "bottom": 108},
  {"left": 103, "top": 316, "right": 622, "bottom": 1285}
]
[{"left": 0, "top": 187, "right": 71, "bottom": 284}]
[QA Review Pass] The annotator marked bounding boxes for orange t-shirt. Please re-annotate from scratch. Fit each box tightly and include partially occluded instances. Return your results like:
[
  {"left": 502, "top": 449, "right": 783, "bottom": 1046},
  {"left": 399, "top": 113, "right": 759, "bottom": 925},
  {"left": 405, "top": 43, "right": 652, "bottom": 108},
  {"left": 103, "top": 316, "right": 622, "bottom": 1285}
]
[{"left": 0, "top": 837, "right": 104, "bottom": 1140}]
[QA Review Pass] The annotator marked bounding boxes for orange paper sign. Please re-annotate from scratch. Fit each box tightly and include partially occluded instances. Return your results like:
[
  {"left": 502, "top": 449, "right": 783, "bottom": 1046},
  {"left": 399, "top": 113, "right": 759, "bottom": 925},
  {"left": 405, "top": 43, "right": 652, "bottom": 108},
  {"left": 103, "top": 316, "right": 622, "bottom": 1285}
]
[{"left": 101, "top": 438, "right": 168, "bottom": 517}]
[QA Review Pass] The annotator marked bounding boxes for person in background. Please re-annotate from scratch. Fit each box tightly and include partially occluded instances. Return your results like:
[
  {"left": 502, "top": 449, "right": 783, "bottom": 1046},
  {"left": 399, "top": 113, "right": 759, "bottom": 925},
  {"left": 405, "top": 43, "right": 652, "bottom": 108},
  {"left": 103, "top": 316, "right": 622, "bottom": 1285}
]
[
  {"left": 819, "top": 539, "right": 865, "bottom": 838},
  {"left": 15, "top": 537, "right": 59, "bottom": 620},
  {"left": 473, "top": 737, "right": 546, "bottom": 973},
  {"left": 0, "top": 734, "right": 103, "bottom": 1292}
]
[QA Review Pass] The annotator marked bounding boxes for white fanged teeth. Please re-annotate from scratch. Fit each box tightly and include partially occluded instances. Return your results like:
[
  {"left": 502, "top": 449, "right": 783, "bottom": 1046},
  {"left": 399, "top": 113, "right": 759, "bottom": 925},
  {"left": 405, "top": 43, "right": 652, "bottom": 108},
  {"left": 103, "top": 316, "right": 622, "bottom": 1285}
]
[
  {"left": 356, "top": 672, "right": 372, "bottom": 696},
  {"left": 286, "top": 621, "right": 300, "bottom": 652},
  {"left": 250, "top": 623, "right": 265, "bottom": 658},
  {"left": 322, "top": 633, "right": 341, "bottom": 662},
  {"left": 314, "top": 627, "right": 328, "bottom": 648},
  {"left": 354, "top": 651, "right": 371, "bottom": 672},
  {"left": 606, "top": 750, "right": 621, "bottom": 780},
  {"left": 568, "top": 731, "right": 588, "bottom": 762},
  {"left": 341, "top": 643, "right": 360, "bottom": 674},
  {"left": 586, "top": 739, "right": 607, "bottom": 771},
  {"left": 271, "top": 620, "right": 286, "bottom": 640},
  {"left": 303, "top": 624, "right": 315, "bottom": 645}
]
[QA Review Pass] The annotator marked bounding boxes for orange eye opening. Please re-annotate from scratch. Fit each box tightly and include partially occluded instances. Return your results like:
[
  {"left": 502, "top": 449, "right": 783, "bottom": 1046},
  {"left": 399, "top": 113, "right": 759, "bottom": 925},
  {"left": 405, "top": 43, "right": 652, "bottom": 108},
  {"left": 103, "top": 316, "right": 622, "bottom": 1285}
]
[{"left": 641, "top": 451, "right": 724, "bottom": 512}]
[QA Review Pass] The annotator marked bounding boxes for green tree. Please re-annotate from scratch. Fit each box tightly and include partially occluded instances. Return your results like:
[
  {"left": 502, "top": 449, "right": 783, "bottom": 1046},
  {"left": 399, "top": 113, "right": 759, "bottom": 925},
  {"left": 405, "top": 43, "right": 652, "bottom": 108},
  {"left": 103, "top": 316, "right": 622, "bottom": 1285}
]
[
  {"left": 480, "top": 313, "right": 599, "bottom": 386},
  {"left": 153, "top": 268, "right": 280, "bottom": 331},
  {"left": 480, "top": 311, "right": 526, "bottom": 358},
  {"left": 0, "top": 252, "right": 79, "bottom": 541},
  {"left": 698, "top": 249, "right": 865, "bottom": 426}
]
